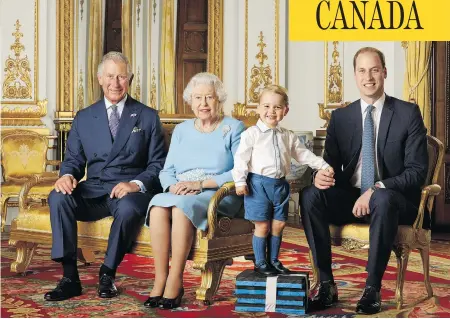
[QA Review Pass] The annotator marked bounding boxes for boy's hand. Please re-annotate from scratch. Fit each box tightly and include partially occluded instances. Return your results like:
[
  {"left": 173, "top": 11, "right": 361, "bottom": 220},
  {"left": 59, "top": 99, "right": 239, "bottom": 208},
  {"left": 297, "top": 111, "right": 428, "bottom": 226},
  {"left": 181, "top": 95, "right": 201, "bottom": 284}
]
[
  {"left": 326, "top": 166, "right": 335, "bottom": 176},
  {"left": 236, "top": 185, "right": 249, "bottom": 196}
]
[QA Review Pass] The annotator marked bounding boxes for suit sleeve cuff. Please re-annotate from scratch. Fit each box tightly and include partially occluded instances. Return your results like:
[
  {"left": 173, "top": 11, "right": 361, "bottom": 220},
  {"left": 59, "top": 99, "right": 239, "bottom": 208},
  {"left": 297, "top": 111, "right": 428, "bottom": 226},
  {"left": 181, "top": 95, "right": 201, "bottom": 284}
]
[{"left": 130, "top": 180, "right": 146, "bottom": 193}]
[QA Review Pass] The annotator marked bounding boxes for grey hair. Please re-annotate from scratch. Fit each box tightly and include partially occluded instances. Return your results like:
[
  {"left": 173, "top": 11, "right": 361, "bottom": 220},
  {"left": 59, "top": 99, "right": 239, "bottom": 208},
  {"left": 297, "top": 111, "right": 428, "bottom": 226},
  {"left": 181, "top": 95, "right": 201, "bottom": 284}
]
[
  {"left": 183, "top": 72, "right": 227, "bottom": 105},
  {"left": 97, "top": 51, "right": 133, "bottom": 78}
]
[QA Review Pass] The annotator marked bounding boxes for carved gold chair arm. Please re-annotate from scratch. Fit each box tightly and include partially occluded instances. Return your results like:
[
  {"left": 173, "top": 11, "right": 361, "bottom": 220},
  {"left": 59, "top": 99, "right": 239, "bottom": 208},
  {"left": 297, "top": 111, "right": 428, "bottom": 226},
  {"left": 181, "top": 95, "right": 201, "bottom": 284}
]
[
  {"left": 204, "top": 182, "right": 236, "bottom": 240},
  {"left": 413, "top": 184, "right": 441, "bottom": 230},
  {"left": 18, "top": 172, "right": 59, "bottom": 212},
  {"left": 46, "top": 160, "right": 61, "bottom": 167}
]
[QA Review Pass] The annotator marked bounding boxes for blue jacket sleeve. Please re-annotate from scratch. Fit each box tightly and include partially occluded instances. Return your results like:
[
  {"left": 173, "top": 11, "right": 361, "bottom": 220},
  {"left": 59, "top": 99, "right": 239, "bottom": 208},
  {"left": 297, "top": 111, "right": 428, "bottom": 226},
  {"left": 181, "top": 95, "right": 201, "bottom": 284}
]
[
  {"left": 212, "top": 121, "right": 246, "bottom": 187},
  {"left": 159, "top": 125, "right": 180, "bottom": 192},
  {"left": 59, "top": 114, "right": 86, "bottom": 181}
]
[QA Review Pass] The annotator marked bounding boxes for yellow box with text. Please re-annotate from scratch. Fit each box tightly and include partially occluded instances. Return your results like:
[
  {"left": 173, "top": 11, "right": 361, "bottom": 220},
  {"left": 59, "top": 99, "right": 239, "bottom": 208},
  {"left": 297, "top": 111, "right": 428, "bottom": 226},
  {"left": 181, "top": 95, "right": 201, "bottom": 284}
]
[{"left": 289, "top": 0, "right": 450, "bottom": 41}]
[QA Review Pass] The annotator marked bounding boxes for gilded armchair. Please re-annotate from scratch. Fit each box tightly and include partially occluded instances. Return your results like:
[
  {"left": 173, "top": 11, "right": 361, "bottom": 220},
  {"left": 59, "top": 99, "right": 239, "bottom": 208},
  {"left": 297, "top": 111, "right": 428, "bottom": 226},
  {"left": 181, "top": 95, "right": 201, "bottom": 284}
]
[
  {"left": 1, "top": 130, "right": 59, "bottom": 232},
  {"left": 309, "top": 135, "right": 444, "bottom": 310}
]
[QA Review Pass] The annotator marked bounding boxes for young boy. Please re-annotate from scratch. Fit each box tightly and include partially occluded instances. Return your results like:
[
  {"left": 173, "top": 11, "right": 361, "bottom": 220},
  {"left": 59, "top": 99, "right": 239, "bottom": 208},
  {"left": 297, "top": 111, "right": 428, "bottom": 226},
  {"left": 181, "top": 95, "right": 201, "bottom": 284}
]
[{"left": 232, "top": 84, "right": 334, "bottom": 276}]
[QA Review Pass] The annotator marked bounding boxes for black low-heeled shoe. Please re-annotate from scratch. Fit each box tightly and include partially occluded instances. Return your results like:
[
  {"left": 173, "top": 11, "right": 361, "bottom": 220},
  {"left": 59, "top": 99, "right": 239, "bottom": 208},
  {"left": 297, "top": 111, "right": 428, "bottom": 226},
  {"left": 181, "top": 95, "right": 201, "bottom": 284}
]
[
  {"left": 159, "top": 288, "right": 184, "bottom": 310},
  {"left": 144, "top": 295, "right": 162, "bottom": 308}
]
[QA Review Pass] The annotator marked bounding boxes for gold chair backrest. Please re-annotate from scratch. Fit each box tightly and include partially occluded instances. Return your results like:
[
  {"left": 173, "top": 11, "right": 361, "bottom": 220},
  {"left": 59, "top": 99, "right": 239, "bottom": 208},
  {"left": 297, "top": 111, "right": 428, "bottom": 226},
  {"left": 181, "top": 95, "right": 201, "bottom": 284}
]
[
  {"left": 425, "top": 135, "right": 444, "bottom": 212},
  {"left": 1, "top": 130, "right": 49, "bottom": 181}
]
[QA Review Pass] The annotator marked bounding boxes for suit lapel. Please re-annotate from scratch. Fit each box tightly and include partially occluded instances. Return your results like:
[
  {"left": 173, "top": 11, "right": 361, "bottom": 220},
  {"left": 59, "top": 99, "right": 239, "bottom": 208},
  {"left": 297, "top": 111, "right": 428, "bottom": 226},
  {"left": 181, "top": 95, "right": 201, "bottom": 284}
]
[
  {"left": 105, "top": 97, "right": 140, "bottom": 166},
  {"left": 91, "top": 101, "right": 113, "bottom": 150},
  {"left": 377, "top": 95, "right": 394, "bottom": 179}
]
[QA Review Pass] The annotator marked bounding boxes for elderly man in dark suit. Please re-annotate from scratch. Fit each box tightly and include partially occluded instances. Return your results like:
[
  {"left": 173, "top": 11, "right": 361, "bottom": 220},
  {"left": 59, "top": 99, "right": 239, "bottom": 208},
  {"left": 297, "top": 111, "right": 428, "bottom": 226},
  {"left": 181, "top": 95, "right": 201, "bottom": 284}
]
[
  {"left": 44, "top": 51, "right": 166, "bottom": 301},
  {"left": 300, "top": 47, "right": 428, "bottom": 314}
]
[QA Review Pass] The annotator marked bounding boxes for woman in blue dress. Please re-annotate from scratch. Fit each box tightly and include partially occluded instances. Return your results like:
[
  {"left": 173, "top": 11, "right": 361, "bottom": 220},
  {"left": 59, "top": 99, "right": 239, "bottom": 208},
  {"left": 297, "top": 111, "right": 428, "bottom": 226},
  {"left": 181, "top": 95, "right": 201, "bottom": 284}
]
[{"left": 144, "top": 72, "right": 245, "bottom": 309}]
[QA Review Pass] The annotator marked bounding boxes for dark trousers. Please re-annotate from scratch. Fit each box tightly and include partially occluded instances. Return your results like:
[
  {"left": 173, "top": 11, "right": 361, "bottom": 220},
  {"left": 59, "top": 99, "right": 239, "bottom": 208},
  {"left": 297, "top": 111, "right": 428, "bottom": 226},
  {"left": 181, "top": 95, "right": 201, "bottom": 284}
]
[
  {"left": 48, "top": 189, "right": 152, "bottom": 270},
  {"left": 300, "top": 186, "right": 418, "bottom": 288}
]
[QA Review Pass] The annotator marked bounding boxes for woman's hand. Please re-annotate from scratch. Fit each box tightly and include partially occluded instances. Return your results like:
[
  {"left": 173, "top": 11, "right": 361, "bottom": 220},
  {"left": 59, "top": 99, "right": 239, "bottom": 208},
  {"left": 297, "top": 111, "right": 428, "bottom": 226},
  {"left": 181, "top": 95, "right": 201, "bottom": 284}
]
[{"left": 169, "top": 181, "right": 201, "bottom": 195}]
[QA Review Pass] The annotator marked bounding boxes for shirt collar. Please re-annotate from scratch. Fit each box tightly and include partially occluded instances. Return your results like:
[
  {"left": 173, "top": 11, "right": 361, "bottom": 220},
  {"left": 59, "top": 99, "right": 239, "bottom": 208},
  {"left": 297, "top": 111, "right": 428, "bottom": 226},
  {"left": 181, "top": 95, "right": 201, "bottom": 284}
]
[
  {"left": 104, "top": 94, "right": 128, "bottom": 111},
  {"left": 360, "top": 93, "right": 385, "bottom": 114},
  {"left": 256, "top": 119, "right": 283, "bottom": 133}
]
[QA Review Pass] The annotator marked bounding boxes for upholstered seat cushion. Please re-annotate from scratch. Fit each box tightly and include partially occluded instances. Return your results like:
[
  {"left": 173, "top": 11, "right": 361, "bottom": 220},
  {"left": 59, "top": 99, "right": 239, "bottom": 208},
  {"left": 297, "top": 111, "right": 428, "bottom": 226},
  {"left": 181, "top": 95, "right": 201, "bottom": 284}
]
[{"left": 14, "top": 203, "right": 254, "bottom": 245}]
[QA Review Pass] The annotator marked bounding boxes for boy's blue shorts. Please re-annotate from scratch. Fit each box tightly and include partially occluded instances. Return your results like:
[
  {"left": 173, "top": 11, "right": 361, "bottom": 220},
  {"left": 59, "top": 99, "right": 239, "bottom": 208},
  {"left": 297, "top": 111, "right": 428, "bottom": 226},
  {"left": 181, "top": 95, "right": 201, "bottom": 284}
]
[{"left": 244, "top": 173, "right": 290, "bottom": 222}]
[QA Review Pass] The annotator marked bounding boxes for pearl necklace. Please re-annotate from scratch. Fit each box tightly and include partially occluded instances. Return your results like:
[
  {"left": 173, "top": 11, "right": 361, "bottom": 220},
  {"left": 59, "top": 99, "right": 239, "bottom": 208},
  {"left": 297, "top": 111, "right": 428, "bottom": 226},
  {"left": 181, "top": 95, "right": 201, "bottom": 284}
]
[{"left": 195, "top": 116, "right": 222, "bottom": 133}]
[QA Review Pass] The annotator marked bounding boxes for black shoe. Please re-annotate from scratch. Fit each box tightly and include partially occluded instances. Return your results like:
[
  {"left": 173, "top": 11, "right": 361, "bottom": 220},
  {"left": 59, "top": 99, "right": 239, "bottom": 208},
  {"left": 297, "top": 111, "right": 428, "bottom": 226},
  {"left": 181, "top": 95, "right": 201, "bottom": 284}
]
[
  {"left": 144, "top": 296, "right": 162, "bottom": 308},
  {"left": 159, "top": 288, "right": 184, "bottom": 310},
  {"left": 44, "top": 277, "right": 82, "bottom": 301},
  {"left": 98, "top": 274, "right": 119, "bottom": 298},
  {"left": 254, "top": 262, "right": 278, "bottom": 276},
  {"left": 271, "top": 260, "right": 291, "bottom": 274},
  {"left": 309, "top": 281, "right": 338, "bottom": 311},
  {"left": 356, "top": 286, "right": 381, "bottom": 314}
]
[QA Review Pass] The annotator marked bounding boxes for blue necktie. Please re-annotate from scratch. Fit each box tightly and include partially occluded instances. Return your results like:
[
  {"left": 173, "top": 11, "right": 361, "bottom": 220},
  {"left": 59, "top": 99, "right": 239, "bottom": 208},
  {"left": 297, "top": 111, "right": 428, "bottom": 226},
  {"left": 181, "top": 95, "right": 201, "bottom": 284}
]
[
  {"left": 109, "top": 104, "right": 120, "bottom": 139},
  {"left": 361, "top": 105, "right": 375, "bottom": 194}
]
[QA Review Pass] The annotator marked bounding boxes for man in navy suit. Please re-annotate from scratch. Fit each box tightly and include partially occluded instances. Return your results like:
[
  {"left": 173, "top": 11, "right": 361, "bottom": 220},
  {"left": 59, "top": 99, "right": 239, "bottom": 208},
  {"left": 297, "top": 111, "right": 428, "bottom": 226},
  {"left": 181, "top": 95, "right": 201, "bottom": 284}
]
[
  {"left": 300, "top": 47, "right": 428, "bottom": 314},
  {"left": 44, "top": 52, "right": 166, "bottom": 301}
]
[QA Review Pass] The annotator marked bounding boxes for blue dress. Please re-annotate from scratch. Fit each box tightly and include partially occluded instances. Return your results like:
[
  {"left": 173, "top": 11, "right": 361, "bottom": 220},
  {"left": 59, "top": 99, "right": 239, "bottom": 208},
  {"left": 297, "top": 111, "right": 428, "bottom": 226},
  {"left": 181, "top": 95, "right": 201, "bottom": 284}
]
[{"left": 146, "top": 116, "right": 246, "bottom": 231}]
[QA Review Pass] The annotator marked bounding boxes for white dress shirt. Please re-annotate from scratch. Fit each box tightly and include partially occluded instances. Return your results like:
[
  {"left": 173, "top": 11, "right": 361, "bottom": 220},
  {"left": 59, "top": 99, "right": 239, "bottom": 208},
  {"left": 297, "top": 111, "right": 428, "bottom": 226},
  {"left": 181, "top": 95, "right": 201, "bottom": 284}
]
[
  {"left": 232, "top": 119, "right": 329, "bottom": 187},
  {"left": 65, "top": 94, "right": 146, "bottom": 193},
  {"left": 350, "top": 93, "right": 385, "bottom": 189}
]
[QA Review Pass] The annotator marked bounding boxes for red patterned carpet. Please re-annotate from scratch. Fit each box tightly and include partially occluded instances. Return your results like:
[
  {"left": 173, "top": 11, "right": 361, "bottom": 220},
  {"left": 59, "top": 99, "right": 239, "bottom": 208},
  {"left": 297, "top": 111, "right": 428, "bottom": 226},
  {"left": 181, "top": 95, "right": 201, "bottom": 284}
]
[{"left": 1, "top": 227, "right": 449, "bottom": 318}]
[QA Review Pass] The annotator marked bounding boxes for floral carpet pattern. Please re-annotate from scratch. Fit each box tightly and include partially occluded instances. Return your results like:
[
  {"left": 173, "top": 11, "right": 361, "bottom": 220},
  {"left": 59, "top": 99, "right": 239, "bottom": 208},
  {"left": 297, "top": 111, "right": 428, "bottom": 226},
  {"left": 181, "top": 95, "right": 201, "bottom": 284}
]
[{"left": 1, "top": 227, "right": 449, "bottom": 318}]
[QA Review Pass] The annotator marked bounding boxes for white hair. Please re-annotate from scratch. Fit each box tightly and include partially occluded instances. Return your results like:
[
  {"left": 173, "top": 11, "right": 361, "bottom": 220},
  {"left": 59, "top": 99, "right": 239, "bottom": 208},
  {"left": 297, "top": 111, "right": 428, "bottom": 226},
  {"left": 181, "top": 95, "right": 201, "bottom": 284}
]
[
  {"left": 182, "top": 72, "right": 227, "bottom": 105},
  {"left": 97, "top": 51, "right": 132, "bottom": 78}
]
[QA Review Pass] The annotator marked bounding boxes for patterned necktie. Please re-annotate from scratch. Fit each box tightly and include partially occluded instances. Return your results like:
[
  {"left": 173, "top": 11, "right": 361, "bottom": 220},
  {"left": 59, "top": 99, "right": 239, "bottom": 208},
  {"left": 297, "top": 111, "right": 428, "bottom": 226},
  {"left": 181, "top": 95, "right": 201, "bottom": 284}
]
[
  {"left": 109, "top": 104, "right": 120, "bottom": 139},
  {"left": 361, "top": 105, "right": 375, "bottom": 194}
]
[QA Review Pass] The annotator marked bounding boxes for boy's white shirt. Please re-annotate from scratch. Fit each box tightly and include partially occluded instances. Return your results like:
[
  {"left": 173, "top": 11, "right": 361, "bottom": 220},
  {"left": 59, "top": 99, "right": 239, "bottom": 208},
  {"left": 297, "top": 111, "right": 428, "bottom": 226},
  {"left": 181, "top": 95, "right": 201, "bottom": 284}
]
[{"left": 232, "top": 119, "right": 330, "bottom": 187}]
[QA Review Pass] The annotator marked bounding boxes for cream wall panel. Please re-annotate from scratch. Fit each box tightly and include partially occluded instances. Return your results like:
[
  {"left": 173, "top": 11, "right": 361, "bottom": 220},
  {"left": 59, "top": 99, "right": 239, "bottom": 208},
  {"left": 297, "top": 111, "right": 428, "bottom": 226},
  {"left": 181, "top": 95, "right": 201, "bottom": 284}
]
[
  {"left": 1, "top": 0, "right": 38, "bottom": 103},
  {"left": 74, "top": 0, "right": 88, "bottom": 112},
  {"left": 149, "top": 0, "right": 161, "bottom": 110},
  {"left": 133, "top": 0, "right": 143, "bottom": 103},
  {"left": 222, "top": 0, "right": 239, "bottom": 115},
  {"left": 286, "top": 41, "right": 406, "bottom": 133}
]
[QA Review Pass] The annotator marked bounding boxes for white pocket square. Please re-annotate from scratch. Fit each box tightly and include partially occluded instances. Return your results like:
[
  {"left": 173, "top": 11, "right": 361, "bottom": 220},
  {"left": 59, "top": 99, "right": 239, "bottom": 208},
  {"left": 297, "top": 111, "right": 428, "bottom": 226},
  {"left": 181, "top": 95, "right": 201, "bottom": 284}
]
[
  {"left": 132, "top": 127, "right": 142, "bottom": 133},
  {"left": 130, "top": 113, "right": 137, "bottom": 117}
]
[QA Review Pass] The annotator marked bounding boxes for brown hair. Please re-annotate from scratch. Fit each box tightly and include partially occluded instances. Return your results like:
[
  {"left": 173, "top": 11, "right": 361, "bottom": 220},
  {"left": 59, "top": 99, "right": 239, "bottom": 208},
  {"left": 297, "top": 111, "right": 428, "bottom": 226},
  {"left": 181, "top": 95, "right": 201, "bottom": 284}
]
[
  {"left": 258, "top": 84, "right": 289, "bottom": 106},
  {"left": 353, "top": 47, "right": 386, "bottom": 70}
]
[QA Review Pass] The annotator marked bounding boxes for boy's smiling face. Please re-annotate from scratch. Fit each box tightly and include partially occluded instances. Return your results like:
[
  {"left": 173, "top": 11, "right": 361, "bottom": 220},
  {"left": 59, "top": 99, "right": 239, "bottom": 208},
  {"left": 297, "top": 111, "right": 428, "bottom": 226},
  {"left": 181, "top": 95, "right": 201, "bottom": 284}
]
[{"left": 257, "top": 91, "right": 289, "bottom": 128}]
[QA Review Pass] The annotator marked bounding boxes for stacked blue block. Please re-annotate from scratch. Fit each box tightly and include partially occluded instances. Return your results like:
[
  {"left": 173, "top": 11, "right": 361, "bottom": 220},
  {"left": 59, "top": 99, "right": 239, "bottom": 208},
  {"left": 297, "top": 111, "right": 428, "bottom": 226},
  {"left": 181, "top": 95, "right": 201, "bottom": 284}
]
[{"left": 234, "top": 269, "right": 309, "bottom": 315}]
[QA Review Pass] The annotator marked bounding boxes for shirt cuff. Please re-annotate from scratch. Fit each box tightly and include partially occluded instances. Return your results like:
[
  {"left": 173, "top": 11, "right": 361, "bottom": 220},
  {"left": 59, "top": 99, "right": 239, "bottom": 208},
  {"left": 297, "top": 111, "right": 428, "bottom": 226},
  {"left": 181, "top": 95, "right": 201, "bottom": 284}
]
[
  {"left": 375, "top": 181, "right": 385, "bottom": 189},
  {"left": 62, "top": 174, "right": 74, "bottom": 178},
  {"left": 130, "top": 180, "right": 146, "bottom": 193},
  {"left": 235, "top": 181, "right": 247, "bottom": 187}
]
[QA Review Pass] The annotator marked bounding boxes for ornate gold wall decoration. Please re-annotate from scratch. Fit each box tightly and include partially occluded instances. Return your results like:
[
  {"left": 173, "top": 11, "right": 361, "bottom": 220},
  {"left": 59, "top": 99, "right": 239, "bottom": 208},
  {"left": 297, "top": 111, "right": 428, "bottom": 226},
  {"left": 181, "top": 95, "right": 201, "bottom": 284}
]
[
  {"left": 318, "top": 42, "right": 351, "bottom": 130},
  {"left": 232, "top": 103, "right": 259, "bottom": 126},
  {"left": 56, "top": 0, "right": 74, "bottom": 117},
  {"left": 77, "top": 69, "right": 85, "bottom": 110},
  {"left": 150, "top": 65, "right": 157, "bottom": 109},
  {"left": 153, "top": 0, "right": 157, "bottom": 23},
  {"left": 1, "top": 99, "right": 47, "bottom": 126},
  {"left": 248, "top": 32, "right": 272, "bottom": 104},
  {"left": 136, "top": 0, "right": 141, "bottom": 27},
  {"left": 327, "top": 41, "right": 343, "bottom": 104},
  {"left": 207, "top": 0, "right": 223, "bottom": 80},
  {"left": 80, "top": 0, "right": 85, "bottom": 21},
  {"left": 2, "top": 20, "right": 32, "bottom": 100},
  {"left": 135, "top": 67, "right": 141, "bottom": 102},
  {"left": 401, "top": 41, "right": 408, "bottom": 49}
]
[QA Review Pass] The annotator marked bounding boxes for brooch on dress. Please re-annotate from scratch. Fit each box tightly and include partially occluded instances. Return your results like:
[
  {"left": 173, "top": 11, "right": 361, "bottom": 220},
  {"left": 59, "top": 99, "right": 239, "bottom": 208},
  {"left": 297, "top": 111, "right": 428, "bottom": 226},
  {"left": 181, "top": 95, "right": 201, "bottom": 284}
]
[{"left": 222, "top": 125, "right": 231, "bottom": 137}]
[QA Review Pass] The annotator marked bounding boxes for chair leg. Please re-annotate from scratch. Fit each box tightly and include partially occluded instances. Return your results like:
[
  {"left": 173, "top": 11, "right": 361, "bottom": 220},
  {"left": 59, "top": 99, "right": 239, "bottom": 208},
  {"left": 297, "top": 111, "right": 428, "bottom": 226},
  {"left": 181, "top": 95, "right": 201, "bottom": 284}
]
[
  {"left": 9, "top": 240, "right": 38, "bottom": 273},
  {"left": 419, "top": 247, "right": 433, "bottom": 298},
  {"left": 77, "top": 248, "right": 96, "bottom": 265},
  {"left": 309, "top": 249, "right": 319, "bottom": 291},
  {"left": 1, "top": 196, "right": 9, "bottom": 232},
  {"left": 193, "top": 258, "right": 233, "bottom": 305},
  {"left": 393, "top": 245, "right": 410, "bottom": 310}
]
